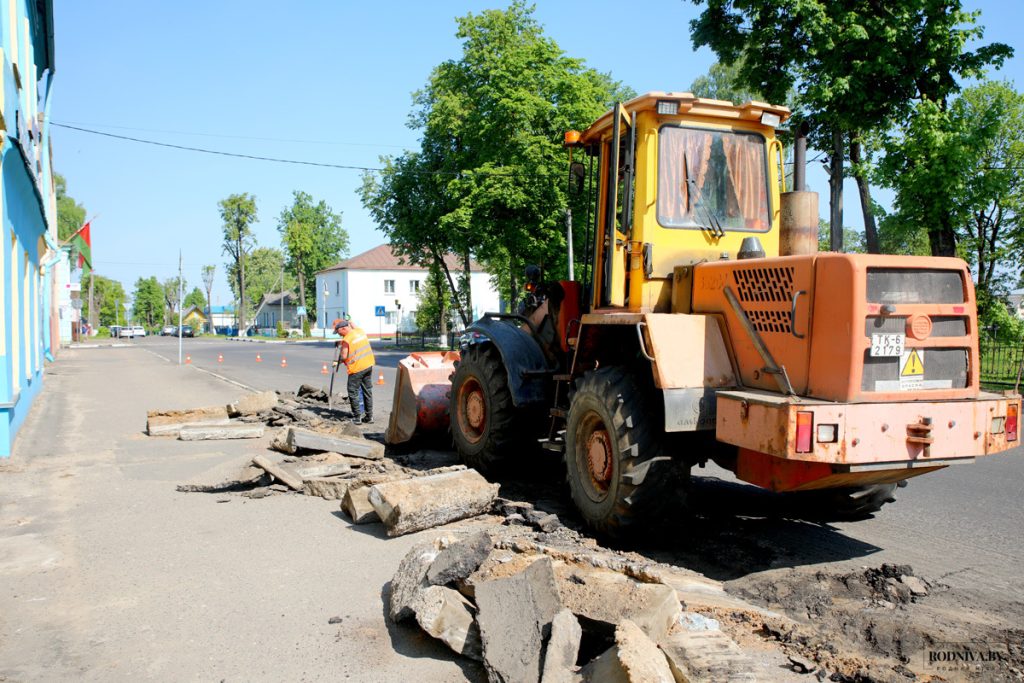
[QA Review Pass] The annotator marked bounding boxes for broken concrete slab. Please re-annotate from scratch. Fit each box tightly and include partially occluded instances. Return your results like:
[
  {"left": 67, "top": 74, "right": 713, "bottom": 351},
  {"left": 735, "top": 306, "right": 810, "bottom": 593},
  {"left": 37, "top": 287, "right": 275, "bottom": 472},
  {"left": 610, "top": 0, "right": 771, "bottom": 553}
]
[
  {"left": 340, "top": 485, "right": 380, "bottom": 524},
  {"left": 175, "top": 458, "right": 271, "bottom": 492},
  {"left": 541, "top": 608, "right": 583, "bottom": 683},
  {"left": 553, "top": 563, "right": 681, "bottom": 643},
  {"left": 270, "top": 428, "right": 297, "bottom": 455},
  {"left": 147, "top": 406, "right": 231, "bottom": 436},
  {"left": 659, "top": 628, "right": 757, "bottom": 683},
  {"left": 409, "top": 585, "right": 483, "bottom": 662},
  {"left": 294, "top": 462, "right": 353, "bottom": 479},
  {"left": 251, "top": 455, "right": 304, "bottom": 491},
  {"left": 303, "top": 477, "right": 353, "bottom": 500},
  {"left": 427, "top": 530, "right": 493, "bottom": 587},
  {"left": 368, "top": 469, "right": 499, "bottom": 537},
  {"left": 178, "top": 424, "right": 265, "bottom": 441},
  {"left": 581, "top": 620, "right": 674, "bottom": 683},
  {"left": 389, "top": 536, "right": 455, "bottom": 623},
  {"left": 287, "top": 428, "right": 385, "bottom": 460},
  {"left": 297, "top": 384, "right": 328, "bottom": 402},
  {"left": 475, "top": 555, "right": 562, "bottom": 683},
  {"left": 228, "top": 390, "right": 278, "bottom": 417}
]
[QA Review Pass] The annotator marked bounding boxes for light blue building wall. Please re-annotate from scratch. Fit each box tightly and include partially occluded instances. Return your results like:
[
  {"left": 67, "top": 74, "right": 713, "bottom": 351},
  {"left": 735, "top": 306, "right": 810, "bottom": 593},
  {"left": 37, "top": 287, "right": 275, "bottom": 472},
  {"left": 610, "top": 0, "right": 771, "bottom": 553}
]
[{"left": 0, "top": 0, "right": 55, "bottom": 457}]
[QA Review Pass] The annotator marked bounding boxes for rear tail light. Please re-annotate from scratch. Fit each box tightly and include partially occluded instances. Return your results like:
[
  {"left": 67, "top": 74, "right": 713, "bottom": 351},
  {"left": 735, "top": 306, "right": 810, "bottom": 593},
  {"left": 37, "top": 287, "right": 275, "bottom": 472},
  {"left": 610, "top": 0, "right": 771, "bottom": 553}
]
[
  {"left": 796, "top": 411, "right": 813, "bottom": 453},
  {"left": 1008, "top": 404, "right": 1019, "bottom": 442}
]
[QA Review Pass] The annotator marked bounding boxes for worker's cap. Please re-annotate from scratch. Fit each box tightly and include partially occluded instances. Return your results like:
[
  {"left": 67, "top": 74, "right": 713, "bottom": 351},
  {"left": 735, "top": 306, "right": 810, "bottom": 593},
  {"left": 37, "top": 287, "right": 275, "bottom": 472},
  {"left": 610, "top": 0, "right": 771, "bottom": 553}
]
[{"left": 333, "top": 318, "right": 351, "bottom": 330}]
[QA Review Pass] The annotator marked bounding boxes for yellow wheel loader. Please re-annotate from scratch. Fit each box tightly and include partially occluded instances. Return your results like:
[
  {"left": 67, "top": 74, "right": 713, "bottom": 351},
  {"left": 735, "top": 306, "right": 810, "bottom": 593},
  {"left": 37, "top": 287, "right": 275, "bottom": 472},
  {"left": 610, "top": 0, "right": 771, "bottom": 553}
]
[{"left": 386, "top": 92, "right": 1020, "bottom": 535}]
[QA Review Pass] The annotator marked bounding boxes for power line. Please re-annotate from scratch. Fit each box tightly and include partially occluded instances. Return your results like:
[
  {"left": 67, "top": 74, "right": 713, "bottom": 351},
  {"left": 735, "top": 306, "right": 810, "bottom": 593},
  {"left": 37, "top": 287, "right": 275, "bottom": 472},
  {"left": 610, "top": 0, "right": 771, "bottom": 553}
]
[
  {"left": 54, "top": 123, "right": 387, "bottom": 172},
  {"left": 54, "top": 120, "right": 407, "bottom": 149},
  {"left": 52, "top": 123, "right": 545, "bottom": 178}
]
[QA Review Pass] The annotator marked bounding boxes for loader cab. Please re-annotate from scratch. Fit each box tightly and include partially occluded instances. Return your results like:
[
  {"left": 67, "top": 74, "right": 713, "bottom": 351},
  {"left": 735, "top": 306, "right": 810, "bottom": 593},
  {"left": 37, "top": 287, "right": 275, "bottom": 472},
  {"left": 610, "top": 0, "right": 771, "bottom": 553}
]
[{"left": 575, "top": 92, "right": 790, "bottom": 313}]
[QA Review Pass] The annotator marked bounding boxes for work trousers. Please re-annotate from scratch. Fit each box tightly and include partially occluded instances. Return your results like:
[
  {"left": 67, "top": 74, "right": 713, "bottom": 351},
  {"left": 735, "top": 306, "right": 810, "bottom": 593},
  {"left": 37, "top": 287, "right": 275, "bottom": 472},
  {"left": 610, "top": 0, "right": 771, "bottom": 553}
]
[{"left": 347, "top": 366, "right": 374, "bottom": 419}]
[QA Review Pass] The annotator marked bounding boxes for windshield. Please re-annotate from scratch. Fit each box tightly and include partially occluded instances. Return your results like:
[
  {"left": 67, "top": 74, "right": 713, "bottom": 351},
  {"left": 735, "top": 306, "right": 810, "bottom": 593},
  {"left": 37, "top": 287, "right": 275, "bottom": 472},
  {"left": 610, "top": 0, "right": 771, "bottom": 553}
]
[{"left": 657, "top": 126, "right": 770, "bottom": 232}]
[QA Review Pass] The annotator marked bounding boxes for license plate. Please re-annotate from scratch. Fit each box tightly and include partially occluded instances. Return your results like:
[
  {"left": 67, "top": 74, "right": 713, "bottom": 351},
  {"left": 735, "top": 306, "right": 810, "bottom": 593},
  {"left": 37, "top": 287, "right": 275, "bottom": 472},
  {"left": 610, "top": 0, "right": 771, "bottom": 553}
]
[{"left": 871, "top": 333, "right": 905, "bottom": 357}]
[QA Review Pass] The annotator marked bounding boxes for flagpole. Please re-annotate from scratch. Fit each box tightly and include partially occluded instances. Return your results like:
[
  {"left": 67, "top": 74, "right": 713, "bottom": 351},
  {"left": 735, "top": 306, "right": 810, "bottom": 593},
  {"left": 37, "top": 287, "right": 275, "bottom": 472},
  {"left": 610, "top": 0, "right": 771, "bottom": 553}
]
[{"left": 178, "top": 250, "right": 183, "bottom": 366}]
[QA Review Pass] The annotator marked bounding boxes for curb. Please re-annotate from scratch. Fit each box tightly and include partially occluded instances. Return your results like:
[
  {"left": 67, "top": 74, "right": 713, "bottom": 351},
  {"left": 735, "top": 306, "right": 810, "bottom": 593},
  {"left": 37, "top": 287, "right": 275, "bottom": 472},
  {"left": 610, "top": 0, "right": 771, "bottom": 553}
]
[{"left": 226, "top": 337, "right": 335, "bottom": 344}]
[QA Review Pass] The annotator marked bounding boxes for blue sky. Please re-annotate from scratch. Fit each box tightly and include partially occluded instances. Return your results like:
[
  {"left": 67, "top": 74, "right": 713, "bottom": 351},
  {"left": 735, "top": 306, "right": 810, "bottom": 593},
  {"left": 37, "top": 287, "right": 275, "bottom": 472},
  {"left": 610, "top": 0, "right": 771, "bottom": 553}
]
[{"left": 52, "top": 1, "right": 1023, "bottom": 307}]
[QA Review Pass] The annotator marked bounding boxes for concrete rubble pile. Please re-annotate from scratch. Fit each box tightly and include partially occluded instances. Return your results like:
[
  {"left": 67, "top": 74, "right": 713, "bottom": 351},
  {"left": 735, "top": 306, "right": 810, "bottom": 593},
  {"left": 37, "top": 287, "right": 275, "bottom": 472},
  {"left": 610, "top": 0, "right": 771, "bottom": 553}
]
[{"left": 386, "top": 508, "right": 768, "bottom": 683}]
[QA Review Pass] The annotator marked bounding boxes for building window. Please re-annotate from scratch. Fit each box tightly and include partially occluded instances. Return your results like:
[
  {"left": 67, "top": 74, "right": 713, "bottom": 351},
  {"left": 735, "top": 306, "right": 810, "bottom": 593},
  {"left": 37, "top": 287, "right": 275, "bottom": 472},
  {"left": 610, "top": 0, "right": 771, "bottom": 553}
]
[
  {"left": 410, "top": 279, "right": 420, "bottom": 293},
  {"left": 385, "top": 311, "right": 399, "bottom": 325},
  {"left": 335, "top": 281, "right": 339, "bottom": 295},
  {"left": 384, "top": 279, "right": 395, "bottom": 294}
]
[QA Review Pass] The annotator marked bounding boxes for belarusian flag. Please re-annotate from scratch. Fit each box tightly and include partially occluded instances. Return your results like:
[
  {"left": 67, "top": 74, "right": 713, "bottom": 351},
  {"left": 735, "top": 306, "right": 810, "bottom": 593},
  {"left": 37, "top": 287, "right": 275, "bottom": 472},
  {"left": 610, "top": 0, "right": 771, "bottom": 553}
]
[{"left": 70, "top": 222, "right": 92, "bottom": 277}]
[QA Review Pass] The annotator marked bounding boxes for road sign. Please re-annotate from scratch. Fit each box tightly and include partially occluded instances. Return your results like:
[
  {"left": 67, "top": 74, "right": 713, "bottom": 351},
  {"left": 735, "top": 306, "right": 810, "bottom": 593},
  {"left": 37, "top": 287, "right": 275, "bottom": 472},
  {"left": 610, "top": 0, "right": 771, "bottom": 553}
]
[
  {"left": 375, "top": 305, "right": 385, "bottom": 317},
  {"left": 296, "top": 306, "right": 307, "bottom": 317}
]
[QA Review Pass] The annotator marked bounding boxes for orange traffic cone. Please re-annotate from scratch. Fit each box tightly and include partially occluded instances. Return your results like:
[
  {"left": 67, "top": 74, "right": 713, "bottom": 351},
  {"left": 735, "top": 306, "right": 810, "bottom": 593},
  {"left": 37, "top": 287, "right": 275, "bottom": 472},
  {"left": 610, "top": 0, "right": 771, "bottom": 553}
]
[
  {"left": 217, "top": 354, "right": 223, "bottom": 363},
  {"left": 185, "top": 355, "right": 192, "bottom": 364},
  {"left": 256, "top": 354, "right": 262, "bottom": 363},
  {"left": 321, "top": 363, "right": 328, "bottom": 375},
  {"left": 281, "top": 356, "right": 287, "bottom": 368},
  {"left": 376, "top": 371, "right": 385, "bottom": 385}
]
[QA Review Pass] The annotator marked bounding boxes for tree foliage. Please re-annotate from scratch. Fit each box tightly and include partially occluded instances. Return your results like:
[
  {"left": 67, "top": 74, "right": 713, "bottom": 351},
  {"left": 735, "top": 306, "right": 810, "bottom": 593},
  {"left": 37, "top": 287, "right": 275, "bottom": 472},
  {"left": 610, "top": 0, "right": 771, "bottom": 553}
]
[
  {"left": 132, "top": 276, "right": 164, "bottom": 328},
  {"left": 228, "top": 247, "right": 294, "bottom": 322},
  {"left": 361, "top": 2, "right": 633, "bottom": 313},
  {"left": 219, "top": 193, "right": 257, "bottom": 332},
  {"left": 184, "top": 286, "right": 206, "bottom": 311},
  {"left": 690, "top": 0, "right": 1012, "bottom": 254},
  {"left": 278, "top": 190, "right": 348, "bottom": 318},
  {"left": 689, "top": 61, "right": 763, "bottom": 103},
  {"left": 82, "top": 275, "right": 126, "bottom": 327},
  {"left": 55, "top": 172, "right": 86, "bottom": 242}
]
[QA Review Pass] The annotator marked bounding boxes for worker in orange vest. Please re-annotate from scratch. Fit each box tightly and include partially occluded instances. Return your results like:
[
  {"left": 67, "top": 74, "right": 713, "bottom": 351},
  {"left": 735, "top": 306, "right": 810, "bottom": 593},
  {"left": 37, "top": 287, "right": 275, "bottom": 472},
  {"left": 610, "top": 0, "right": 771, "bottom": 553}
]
[{"left": 334, "top": 318, "right": 376, "bottom": 424}]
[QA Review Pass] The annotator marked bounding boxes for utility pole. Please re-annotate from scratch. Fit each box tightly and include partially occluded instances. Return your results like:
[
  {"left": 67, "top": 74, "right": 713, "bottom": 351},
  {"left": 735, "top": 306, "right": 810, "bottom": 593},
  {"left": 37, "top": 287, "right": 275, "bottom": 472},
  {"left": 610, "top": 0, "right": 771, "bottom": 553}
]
[
  {"left": 280, "top": 263, "right": 285, "bottom": 330},
  {"left": 178, "top": 250, "right": 183, "bottom": 365}
]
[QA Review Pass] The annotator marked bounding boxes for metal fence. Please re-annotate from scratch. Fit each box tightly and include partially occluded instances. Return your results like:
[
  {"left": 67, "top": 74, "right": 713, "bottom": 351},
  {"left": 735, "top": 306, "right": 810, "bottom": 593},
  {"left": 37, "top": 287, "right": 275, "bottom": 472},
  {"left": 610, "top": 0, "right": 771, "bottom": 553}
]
[{"left": 980, "top": 341, "right": 1024, "bottom": 388}]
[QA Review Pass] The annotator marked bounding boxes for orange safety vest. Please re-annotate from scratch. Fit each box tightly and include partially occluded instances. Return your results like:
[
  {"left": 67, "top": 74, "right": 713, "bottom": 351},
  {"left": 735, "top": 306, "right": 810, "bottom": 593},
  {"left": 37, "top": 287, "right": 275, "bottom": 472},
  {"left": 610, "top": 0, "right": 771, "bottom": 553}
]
[{"left": 342, "top": 327, "right": 375, "bottom": 375}]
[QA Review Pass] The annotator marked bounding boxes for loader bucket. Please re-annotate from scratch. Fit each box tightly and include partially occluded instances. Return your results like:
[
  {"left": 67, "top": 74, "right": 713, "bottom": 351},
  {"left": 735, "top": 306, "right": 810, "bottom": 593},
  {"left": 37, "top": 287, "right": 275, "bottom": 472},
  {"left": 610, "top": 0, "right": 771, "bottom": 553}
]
[{"left": 385, "top": 351, "right": 460, "bottom": 445}]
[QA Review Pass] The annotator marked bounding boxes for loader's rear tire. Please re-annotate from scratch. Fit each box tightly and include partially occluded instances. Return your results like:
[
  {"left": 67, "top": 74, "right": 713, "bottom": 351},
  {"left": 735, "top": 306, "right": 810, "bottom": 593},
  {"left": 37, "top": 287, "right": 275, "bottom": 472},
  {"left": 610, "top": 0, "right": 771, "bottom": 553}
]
[
  {"left": 450, "top": 344, "right": 524, "bottom": 476},
  {"left": 565, "top": 366, "right": 672, "bottom": 536}
]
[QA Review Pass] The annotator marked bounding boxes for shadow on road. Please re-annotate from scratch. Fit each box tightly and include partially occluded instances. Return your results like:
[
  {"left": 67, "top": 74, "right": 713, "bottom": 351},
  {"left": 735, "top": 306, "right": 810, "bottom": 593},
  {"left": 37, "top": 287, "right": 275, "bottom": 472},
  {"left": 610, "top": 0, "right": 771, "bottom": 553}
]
[{"left": 494, "top": 461, "right": 884, "bottom": 583}]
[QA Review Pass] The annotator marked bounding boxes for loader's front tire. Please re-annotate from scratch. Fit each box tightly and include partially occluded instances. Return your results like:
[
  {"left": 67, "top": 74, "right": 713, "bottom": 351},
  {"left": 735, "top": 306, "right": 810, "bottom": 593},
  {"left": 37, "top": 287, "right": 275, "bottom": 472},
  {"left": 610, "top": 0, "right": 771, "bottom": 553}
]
[
  {"left": 450, "top": 344, "right": 522, "bottom": 476},
  {"left": 565, "top": 366, "right": 672, "bottom": 536}
]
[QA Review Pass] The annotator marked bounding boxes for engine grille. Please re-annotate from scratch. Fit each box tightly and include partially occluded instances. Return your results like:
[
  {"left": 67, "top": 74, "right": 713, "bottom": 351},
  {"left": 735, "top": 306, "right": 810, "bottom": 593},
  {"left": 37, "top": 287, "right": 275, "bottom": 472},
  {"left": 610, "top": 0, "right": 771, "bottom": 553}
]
[{"left": 733, "top": 267, "right": 795, "bottom": 303}]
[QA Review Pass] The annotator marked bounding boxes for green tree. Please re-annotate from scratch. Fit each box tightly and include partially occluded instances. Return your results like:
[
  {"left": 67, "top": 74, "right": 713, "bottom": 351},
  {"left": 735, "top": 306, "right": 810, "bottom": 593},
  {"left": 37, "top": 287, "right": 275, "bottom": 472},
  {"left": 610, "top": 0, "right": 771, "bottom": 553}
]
[
  {"left": 690, "top": 61, "right": 763, "bottom": 103},
  {"left": 277, "top": 190, "right": 348, "bottom": 319},
  {"left": 82, "top": 275, "right": 126, "bottom": 327},
  {"left": 184, "top": 286, "right": 206, "bottom": 311},
  {"left": 363, "top": 3, "right": 631, "bottom": 310},
  {"left": 690, "top": 0, "right": 1012, "bottom": 254},
  {"left": 228, "top": 247, "right": 295, "bottom": 322},
  {"left": 162, "top": 276, "right": 185, "bottom": 326},
  {"left": 414, "top": 264, "right": 454, "bottom": 334},
  {"left": 55, "top": 172, "right": 86, "bottom": 242},
  {"left": 132, "top": 277, "right": 164, "bottom": 328},
  {"left": 219, "top": 193, "right": 257, "bottom": 333}
]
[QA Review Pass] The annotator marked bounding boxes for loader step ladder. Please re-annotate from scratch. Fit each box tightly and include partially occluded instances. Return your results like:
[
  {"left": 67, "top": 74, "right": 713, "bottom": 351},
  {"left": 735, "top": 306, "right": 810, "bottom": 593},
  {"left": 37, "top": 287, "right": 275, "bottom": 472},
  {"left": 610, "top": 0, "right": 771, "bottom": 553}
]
[{"left": 542, "top": 375, "right": 572, "bottom": 455}]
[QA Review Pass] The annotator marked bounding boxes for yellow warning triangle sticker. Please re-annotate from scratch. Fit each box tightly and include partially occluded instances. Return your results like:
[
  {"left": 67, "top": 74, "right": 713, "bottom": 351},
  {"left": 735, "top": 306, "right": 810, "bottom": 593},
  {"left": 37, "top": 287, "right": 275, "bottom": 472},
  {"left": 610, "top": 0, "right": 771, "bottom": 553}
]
[{"left": 901, "top": 349, "right": 924, "bottom": 377}]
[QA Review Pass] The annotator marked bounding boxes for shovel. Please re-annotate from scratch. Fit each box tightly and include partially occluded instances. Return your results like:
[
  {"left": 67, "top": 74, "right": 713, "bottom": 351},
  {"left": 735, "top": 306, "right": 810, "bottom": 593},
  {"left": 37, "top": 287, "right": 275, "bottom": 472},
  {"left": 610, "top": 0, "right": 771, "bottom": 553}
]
[{"left": 327, "top": 344, "right": 342, "bottom": 409}]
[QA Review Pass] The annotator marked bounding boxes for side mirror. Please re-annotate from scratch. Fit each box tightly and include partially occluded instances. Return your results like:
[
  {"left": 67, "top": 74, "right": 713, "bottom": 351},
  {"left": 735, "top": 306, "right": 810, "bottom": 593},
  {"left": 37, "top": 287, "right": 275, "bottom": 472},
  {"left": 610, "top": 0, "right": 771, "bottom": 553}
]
[{"left": 569, "top": 162, "right": 586, "bottom": 195}]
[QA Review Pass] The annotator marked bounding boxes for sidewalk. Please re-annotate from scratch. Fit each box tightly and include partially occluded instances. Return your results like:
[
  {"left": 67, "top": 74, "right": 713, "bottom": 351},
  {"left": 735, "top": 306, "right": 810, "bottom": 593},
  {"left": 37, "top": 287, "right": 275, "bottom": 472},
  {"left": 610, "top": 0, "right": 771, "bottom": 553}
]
[{"left": 0, "top": 347, "right": 478, "bottom": 681}]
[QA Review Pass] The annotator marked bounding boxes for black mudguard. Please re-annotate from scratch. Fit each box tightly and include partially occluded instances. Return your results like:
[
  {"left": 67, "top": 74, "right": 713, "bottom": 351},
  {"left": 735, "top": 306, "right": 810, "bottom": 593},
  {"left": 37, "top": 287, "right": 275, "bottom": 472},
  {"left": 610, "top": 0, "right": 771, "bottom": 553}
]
[{"left": 463, "top": 316, "right": 549, "bottom": 407}]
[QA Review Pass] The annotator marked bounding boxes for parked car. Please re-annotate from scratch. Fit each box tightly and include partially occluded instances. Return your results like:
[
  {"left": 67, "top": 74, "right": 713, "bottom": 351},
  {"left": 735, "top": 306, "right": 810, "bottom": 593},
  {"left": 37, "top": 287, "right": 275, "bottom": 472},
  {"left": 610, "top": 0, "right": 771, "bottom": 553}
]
[
  {"left": 181, "top": 325, "right": 195, "bottom": 338},
  {"left": 161, "top": 325, "right": 177, "bottom": 336}
]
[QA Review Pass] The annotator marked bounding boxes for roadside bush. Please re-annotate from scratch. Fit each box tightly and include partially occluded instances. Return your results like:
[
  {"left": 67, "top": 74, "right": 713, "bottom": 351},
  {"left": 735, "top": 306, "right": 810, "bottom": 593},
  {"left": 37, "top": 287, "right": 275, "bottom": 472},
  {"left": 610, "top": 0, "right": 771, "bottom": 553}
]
[
  {"left": 276, "top": 321, "right": 288, "bottom": 338},
  {"left": 96, "top": 326, "right": 110, "bottom": 338},
  {"left": 302, "top": 318, "right": 311, "bottom": 337}
]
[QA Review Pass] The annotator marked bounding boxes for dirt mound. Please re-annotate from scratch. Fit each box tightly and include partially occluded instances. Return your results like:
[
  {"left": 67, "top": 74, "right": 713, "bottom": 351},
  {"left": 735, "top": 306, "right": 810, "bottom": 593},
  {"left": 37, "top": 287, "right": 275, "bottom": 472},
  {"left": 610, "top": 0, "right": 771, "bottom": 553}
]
[{"left": 721, "top": 564, "right": 1024, "bottom": 682}]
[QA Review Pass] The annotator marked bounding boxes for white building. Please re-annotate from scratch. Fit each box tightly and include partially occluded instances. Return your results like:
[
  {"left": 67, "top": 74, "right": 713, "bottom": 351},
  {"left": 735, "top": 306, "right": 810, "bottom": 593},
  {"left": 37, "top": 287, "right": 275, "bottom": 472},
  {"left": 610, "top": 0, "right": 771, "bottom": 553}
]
[{"left": 315, "top": 245, "right": 501, "bottom": 337}]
